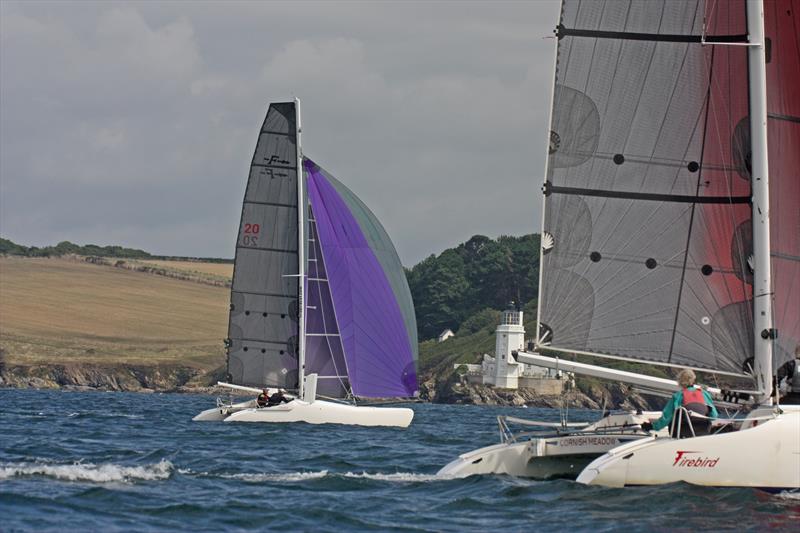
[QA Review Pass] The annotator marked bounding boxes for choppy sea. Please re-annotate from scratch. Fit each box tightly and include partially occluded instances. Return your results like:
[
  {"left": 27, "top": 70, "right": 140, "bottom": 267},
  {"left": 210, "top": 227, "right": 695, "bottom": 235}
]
[{"left": 0, "top": 389, "right": 797, "bottom": 531}]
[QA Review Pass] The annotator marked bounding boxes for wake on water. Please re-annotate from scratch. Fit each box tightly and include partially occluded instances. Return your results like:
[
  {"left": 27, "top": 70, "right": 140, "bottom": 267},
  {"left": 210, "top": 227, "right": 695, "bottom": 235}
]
[
  {"left": 22, "top": 464, "right": 452, "bottom": 485},
  {"left": 209, "top": 470, "right": 449, "bottom": 483},
  {"left": 0, "top": 459, "right": 174, "bottom": 483}
]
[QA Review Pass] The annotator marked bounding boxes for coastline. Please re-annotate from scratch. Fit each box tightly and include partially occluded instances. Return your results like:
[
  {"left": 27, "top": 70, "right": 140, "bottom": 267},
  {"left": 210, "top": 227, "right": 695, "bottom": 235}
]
[{"left": 0, "top": 362, "right": 658, "bottom": 410}]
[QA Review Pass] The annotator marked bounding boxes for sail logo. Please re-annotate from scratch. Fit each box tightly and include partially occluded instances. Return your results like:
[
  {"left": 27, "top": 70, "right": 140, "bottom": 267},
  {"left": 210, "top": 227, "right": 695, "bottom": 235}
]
[
  {"left": 267, "top": 154, "right": 291, "bottom": 166},
  {"left": 673, "top": 450, "right": 719, "bottom": 468}
]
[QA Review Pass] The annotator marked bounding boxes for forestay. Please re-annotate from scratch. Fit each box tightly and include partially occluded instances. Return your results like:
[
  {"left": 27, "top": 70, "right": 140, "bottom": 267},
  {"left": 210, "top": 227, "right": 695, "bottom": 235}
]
[{"left": 538, "top": 0, "right": 755, "bottom": 376}]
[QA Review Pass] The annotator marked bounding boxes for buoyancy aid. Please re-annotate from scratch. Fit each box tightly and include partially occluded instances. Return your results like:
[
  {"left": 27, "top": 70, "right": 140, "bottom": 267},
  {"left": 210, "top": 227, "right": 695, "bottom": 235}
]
[
  {"left": 257, "top": 392, "right": 269, "bottom": 407},
  {"left": 682, "top": 387, "right": 708, "bottom": 415}
]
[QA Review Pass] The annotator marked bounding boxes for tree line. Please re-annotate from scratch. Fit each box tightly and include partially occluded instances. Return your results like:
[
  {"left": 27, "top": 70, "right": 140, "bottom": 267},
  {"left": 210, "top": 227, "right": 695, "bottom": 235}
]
[
  {"left": 406, "top": 234, "right": 540, "bottom": 340},
  {"left": 0, "top": 238, "right": 231, "bottom": 263}
]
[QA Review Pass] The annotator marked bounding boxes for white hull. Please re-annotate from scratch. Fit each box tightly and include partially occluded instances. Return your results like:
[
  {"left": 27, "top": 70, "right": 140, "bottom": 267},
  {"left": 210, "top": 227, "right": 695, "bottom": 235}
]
[
  {"left": 208, "top": 399, "right": 414, "bottom": 428},
  {"left": 577, "top": 406, "right": 800, "bottom": 491},
  {"left": 438, "top": 411, "right": 660, "bottom": 479}
]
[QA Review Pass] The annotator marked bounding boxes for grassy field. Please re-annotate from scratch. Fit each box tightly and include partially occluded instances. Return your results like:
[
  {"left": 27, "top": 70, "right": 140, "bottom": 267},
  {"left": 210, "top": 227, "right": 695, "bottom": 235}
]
[{"left": 0, "top": 257, "right": 229, "bottom": 369}]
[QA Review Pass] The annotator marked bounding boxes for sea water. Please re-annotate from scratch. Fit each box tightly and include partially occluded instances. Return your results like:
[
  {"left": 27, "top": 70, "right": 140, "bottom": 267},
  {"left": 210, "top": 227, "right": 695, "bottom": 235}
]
[{"left": 0, "top": 389, "right": 796, "bottom": 531}]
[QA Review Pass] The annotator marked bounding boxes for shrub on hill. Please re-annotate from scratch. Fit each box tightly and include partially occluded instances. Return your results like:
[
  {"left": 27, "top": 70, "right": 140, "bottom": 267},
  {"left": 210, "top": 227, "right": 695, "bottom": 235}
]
[
  {"left": 458, "top": 308, "right": 502, "bottom": 335},
  {"left": 407, "top": 234, "right": 540, "bottom": 340}
]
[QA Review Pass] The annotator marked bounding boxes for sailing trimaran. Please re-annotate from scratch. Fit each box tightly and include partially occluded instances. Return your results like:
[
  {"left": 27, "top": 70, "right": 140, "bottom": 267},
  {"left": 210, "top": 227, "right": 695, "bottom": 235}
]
[
  {"left": 444, "top": 0, "right": 799, "bottom": 491},
  {"left": 194, "top": 100, "right": 418, "bottom": 427}
]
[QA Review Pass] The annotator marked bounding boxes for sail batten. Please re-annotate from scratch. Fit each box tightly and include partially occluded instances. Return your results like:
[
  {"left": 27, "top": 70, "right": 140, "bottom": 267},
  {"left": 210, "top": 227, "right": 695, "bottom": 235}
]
[{"left": 557, "top": 26, "right": 748, "bottom": 44}]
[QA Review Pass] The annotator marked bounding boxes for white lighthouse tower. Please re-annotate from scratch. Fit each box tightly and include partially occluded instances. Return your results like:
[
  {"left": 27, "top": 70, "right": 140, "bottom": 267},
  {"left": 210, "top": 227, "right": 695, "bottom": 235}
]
[
  {"left": 457, "top": 302, "right": 563, "bottom": 392},
  {"left": 492, "top": 302, "right": 524, "bottom": 388}
]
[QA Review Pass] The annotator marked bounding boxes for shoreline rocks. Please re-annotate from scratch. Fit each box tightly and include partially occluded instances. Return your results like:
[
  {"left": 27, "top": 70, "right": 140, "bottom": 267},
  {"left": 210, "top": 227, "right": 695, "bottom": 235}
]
[{"left": 1, "top": 362, "right": 659, "bottom": 410}]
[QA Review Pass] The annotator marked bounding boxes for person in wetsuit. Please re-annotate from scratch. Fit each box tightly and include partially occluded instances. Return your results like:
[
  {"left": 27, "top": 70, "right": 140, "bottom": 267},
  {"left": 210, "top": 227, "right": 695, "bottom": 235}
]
[
  {"left": 641, "top": 369, "right": 717, "bottom": 437},
  {"left": 267, "top": 389, "right": 292, "bottom": 407}
]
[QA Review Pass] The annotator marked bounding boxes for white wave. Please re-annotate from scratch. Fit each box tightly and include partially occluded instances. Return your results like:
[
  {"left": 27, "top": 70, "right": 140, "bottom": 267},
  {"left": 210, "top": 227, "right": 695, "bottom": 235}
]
[
  {"left": 0, "top": 459, "right": 173, "bottom": 483},
  {"left": 776, "top": 490, "right": 800, "bottom": 500},
  {"left": 220, "top": 470, "right": 329, "bottom": 482},
  {"left": 88, "top": 412, "right": 145, "bottom": 419},
  {"left": 189, "top": 469, "right": 450, "bottom": 484},
  {"left": 342, "top": 471, "right": 447, "bottom": 483}
]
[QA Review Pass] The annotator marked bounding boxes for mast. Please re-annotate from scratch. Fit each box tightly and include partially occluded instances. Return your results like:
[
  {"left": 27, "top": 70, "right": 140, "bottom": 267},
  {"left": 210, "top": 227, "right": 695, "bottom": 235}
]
[
  {"left": 746, "top": 0, "right": 773, "bottom": 404},
  {"left": 535, "top": 20, "right": 560, "bottom": 347},
  {"left": 296, "top": 97, "right": 306, "bottom": 398}
]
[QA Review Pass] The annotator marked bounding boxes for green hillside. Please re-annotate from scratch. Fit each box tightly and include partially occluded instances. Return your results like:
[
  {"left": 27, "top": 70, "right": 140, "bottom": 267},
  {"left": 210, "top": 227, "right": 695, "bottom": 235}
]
[
  {"left": 419, "top": 305, "right": 537, "bottom": 376},
  {"left": 407, "top": 234, "right": 539, "bottom": 340}
]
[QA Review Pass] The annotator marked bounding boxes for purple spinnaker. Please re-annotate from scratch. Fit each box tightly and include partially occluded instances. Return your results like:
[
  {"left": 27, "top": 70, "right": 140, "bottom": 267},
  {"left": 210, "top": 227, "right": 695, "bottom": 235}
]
[{"left": 305, "top": 159, "right": 417, "bottom": 398}]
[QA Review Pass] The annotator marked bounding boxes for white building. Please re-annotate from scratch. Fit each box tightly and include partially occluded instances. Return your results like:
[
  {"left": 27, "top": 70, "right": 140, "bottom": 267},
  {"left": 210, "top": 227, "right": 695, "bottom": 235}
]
[
  {"left": 455, "top": 303, "right": 565, "bottom": 393},
  {"left": 438, "top": 328, "right": 455, "bottom": 343}
]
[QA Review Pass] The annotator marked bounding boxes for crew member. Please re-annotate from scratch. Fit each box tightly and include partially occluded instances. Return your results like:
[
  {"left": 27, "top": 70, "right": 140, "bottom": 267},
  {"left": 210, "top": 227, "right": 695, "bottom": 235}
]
[
  {"left": 641, "top": 369, "right": 717, "bottom": 437},
  {"left": 256, "top": 388, "right": 270, "bottom": 408},
  {"left": 268, "top": 389, "right": 291, "bottom": 407}
]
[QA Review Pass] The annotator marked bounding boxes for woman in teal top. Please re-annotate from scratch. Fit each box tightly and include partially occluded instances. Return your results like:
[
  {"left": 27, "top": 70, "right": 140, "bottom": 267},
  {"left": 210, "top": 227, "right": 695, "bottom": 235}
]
[{"left": 642, "top": 369, "right": 718, "bottom": 433}]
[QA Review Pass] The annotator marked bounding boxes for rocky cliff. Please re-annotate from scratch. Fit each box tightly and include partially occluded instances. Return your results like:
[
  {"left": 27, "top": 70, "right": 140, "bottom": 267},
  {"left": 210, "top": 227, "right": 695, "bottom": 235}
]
[
  {"left": 0, "top": 359, "right": 658, "bottom": 410},
  {"left": 418, "top": 371, "right": 657, "bottom": 410},
  {"left": 0, "top": 362, "right": 225, "bottom": 394}
]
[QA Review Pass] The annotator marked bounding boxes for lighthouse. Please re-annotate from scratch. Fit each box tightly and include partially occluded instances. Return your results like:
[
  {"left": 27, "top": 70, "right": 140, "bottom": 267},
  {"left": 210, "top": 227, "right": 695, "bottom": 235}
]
[
  {"left": 455, "top": 302, "right": 564, "bottom": 392},
  {"left": 492, "top": 302, "right": 524, "bottom": 388}
]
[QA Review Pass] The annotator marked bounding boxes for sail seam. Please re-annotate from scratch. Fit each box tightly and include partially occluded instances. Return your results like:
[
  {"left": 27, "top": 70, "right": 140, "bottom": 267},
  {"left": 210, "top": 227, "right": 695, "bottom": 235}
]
[
  {"left": 244, "top": 200, "right": 297, "bottom": 209},
  {"left": 557, "top": 25, "right": 747, "bottom": 44},
  {"left": 238, "top": 337, "right": 295, "bottom": 345},
  {"left": 251, "top": 163, "right": 297, "bottom": 170},
  {"left": 544, "top": 183, "right": 749, "bottom": 204},
  {"left": 767, "top": 112, "right": 800, "bottom": 123},
  {"left": 236, "top": 245, "right": 297, "bottom": 253},
  {"left": 260, "top": 129, "right": 292, "bottom": 136},
  {"left": 234, "top": 290, "right": 294, "bottom": 299}
]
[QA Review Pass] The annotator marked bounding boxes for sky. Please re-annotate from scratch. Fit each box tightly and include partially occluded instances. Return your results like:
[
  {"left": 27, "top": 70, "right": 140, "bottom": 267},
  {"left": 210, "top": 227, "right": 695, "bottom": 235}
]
[{"left": 0, "top": 0, "right": 561, "bottom": 267}]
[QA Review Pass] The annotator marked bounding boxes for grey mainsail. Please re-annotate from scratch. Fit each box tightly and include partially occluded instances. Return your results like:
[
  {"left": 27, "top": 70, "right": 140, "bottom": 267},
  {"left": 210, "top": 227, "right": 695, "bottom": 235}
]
[
  {"left": 537, "top": 1, "right": 754, "bottom": 376},
  {"left": 227, "top": 102, "right": 300, "bottom": 388}
]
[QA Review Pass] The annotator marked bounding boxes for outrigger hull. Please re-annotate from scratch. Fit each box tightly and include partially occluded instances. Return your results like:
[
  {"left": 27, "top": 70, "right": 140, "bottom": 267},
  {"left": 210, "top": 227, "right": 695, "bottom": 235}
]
[
  {"left": 577, "top": 407, "right": 800, "bottom": 491},
  {"left": 438, "top": 411, "right": 658, "bottom": 479},
  {"left": 438, "top": 441, "right": 602, "bottom": 479},
  {"left": 192, "top": 400, "right": 256, "bottom": 422}
]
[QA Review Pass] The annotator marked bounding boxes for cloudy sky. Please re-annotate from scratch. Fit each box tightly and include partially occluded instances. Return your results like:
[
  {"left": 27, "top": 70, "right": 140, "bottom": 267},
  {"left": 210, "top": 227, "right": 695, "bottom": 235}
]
[{"left": 1, "top": 0, "right": 560, "bottom": 266}]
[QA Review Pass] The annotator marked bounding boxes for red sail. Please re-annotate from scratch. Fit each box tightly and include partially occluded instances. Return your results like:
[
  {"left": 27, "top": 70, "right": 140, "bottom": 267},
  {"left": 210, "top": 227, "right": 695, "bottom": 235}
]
[
  {"left": 696, "top": 1, "right": 753, "bottom": 371},
  {"left": 765, "top": 0, "right": 800, "bottom": 368}
]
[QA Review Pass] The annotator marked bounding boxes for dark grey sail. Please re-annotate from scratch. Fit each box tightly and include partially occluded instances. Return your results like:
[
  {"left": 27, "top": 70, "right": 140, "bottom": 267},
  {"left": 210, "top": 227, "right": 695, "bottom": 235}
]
[
  {"left": 227, "top": 102, "right": 300, "bottom": 388},
  {"left": 538, "top": 1, "right": 754, "bottom": 376}
]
